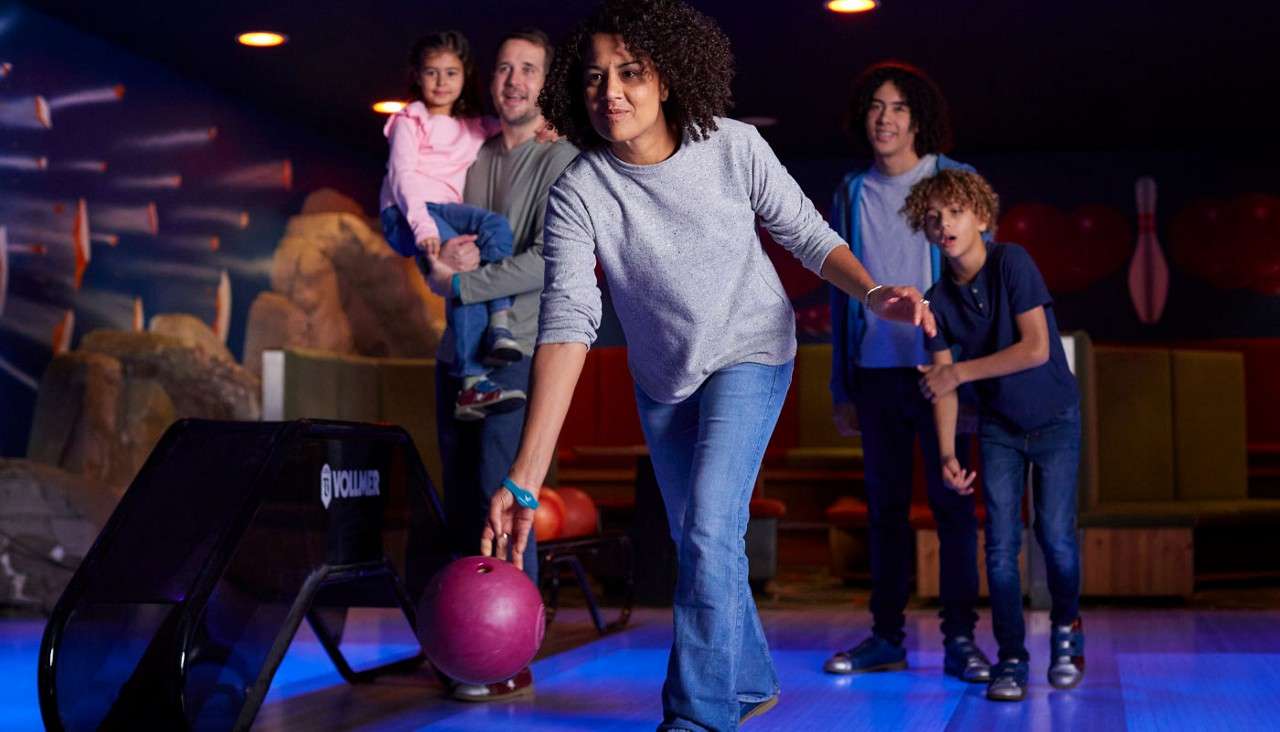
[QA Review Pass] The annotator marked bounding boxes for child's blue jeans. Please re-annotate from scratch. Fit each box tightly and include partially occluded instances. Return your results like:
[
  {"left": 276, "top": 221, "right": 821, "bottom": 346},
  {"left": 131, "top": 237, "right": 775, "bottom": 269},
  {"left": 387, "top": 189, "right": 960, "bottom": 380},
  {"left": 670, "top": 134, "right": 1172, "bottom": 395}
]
[
  {"left": 979, "top": 403, "right": 1082, "bottom": 661},
  {"left": 381, "top": 202, "right": 514, "bottom": 378}
]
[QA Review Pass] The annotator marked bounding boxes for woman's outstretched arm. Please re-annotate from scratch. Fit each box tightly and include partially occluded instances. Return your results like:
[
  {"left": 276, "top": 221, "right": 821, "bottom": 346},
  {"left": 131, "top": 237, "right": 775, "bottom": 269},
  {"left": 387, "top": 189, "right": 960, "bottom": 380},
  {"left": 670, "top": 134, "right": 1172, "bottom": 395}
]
[{"left": 481, "top": 342, "right": 588, "bottom": 569}]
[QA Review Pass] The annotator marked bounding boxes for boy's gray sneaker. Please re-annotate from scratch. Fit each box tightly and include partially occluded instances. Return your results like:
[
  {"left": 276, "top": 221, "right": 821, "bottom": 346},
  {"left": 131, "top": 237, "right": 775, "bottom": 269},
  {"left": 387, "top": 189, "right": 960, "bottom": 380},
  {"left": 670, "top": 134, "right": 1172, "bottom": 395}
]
[
  {"left": 823, "top": 635, "right": 907, "bottom": 674},
  {"left": 944, "top": 636, "right": 992, "bottom": 683},
  {"left": 986, "top": 659, "right": 1028, "bottom": 702},
  {"left": 1048, "top": 618, "right": 1085, "bottom": 690}
]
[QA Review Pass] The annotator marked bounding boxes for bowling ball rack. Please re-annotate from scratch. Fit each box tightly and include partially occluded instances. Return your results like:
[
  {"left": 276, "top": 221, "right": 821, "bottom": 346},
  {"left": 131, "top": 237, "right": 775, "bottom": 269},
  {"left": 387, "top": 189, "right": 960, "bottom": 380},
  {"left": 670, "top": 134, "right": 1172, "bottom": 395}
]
[{"left": 538, "top": 533, "right": 634, "bottom": 635}]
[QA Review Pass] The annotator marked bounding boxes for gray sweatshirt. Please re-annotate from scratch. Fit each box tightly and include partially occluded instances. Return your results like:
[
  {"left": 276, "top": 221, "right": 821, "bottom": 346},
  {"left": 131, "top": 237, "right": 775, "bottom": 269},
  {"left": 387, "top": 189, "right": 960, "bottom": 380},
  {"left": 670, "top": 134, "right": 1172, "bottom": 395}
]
[
  {"left": 539, "top": 118, "right": 846, "bottom": 403},
  {"left": 436, "top": 136, "right": 578, "bottom": 362}
]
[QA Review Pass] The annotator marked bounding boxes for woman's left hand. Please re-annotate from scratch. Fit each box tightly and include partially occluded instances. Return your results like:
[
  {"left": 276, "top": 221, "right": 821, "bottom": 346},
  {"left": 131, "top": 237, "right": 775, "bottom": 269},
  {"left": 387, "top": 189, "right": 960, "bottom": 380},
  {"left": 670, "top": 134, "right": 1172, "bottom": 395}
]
[{"left": 868, "top": 285, "right": 937, "bottom": 337}]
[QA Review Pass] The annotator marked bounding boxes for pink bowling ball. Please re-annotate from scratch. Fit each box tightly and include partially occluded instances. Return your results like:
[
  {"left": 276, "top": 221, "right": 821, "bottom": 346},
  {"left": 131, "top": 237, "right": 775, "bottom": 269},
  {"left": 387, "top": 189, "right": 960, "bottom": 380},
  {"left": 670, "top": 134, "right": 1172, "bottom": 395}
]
[{"left": 417, "top": 555, "right": 546, "bottom": 685}]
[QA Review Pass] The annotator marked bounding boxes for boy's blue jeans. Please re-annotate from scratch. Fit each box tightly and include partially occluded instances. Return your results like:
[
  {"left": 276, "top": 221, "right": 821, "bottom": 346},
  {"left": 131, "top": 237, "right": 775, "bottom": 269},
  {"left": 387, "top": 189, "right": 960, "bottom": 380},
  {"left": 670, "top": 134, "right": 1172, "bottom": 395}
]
[
  {"left": 979, "top": 403, "right": 1082, "bottom": 661},
  {"left": 380, "top": 202, "right": 514, "bottom": 378},
  {"left": 852, "top": 366, "right": 979, "bottom": 645},
  {"left": 635, "top": 360, "right": 792, "bottom": 732}
]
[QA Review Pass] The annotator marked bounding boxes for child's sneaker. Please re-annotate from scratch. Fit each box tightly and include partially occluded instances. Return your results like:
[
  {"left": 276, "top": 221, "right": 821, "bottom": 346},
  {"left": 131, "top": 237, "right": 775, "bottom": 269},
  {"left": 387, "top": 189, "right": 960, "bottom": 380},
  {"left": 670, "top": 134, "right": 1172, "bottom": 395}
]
[
  {"left": 1048, "top": 618, "right": 1085, "bottom": 689},
  {"left": 986, "top": 658, "right": 1028, "bottom": 702},
  {"left": 483, "top": 327, "right": 523, "bottom": 366},
  {"left": 823, "top": 635, "right": 907, "bottom": 674},
  {"left": 455, "top": 377, "right": 526, "bottom": 421},
  {"left": 943, "top": 635, "right": 992, "bottom": 683}
]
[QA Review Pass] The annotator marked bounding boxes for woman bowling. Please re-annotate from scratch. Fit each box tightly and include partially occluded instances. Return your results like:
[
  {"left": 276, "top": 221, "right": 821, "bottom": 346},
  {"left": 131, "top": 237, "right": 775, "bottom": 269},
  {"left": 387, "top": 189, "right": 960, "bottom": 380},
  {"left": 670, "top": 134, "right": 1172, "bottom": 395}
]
[{"left": 480, "top": 1, "right": 934, "bottom": 728}]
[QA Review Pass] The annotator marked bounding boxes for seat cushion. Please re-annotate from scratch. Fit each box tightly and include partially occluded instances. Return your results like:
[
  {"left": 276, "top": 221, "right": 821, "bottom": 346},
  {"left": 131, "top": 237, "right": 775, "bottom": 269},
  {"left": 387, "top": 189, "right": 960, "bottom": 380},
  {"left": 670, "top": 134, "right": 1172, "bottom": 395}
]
[
  {"left": 825, "top": 496, "right": 867, "bottom": 525},
  {"left": 1094, "top": 346, "right": 1175, "bottom": 503},
  {"left": 1171, "top": 350, "right": 1247, "bottom": 501},
  {"left": 750, "top": 497, "right": 787, "bottom": 519},
  {"left": 908, "top": 501, "right": 986, "bottom": 530}
]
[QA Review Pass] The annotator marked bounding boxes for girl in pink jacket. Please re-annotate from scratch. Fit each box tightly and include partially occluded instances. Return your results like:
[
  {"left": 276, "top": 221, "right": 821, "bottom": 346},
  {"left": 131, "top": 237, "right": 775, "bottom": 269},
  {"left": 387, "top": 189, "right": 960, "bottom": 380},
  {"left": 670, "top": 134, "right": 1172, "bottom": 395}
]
[{"left": 379, "top": 31, "right": 524, "bottom": 420}]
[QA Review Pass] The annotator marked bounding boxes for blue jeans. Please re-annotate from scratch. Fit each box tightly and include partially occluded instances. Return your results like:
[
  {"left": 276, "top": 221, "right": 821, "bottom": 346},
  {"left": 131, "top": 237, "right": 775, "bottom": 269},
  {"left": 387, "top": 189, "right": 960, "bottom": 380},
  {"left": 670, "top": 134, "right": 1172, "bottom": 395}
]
[
  {"left": 435, "top": 357, "right": 537, "bottom": 583},
  {"left": 980, "top": 403, "right": 1082, "bottom": 661},
  {"left": 852, "top": 366, "right": 979, "bottom": 644},
  {"left": 636, "top": 360, "right": 792, "bottom": 732},
  {"left": 380, "top": 202, "right": 514, "bottom": 378}
]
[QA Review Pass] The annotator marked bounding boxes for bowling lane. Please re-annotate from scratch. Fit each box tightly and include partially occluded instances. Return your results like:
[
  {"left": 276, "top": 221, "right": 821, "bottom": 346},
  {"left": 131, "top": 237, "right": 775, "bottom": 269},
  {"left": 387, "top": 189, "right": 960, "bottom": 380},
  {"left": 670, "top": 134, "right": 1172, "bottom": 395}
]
[
  {"left": 344, "top": 609, "right": 976, "bottom": 731},
  {"left": 246, "top": 606, "right": 1280, "bottom": 731}
]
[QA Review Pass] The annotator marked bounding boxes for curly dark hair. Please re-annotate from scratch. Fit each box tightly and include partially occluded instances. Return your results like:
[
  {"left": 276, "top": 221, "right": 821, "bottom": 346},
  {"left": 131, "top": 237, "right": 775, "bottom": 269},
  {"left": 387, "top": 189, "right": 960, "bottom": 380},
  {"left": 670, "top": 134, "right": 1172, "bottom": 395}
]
[
  {"left": 539, "top": 0, "right": 734, "bottom": 149},
  {"left": 902, "top": 169, "right": 1000, "bottom": 235},
  {"left": 847, "top": 61, "right": 952, "bottom": 157},
  {"left": 407, "top": 31, "right": 484, "bottom": 118}
]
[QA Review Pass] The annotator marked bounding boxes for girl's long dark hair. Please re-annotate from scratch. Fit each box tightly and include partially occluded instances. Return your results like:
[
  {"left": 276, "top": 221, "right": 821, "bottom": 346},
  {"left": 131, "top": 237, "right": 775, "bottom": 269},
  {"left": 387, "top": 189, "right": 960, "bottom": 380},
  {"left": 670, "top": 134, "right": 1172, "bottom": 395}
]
[{"left": 408, "top": 31, "right": 484, "bottom": 118}]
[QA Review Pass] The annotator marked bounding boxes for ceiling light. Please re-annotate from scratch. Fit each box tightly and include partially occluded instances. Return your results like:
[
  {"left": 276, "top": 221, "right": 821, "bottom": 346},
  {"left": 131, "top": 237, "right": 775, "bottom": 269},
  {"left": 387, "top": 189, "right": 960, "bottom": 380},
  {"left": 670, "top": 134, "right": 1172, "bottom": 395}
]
[
  {"left": 373, "top": 100, "right": 407, "bottom": 114},
  {"left": 827, "top": 0, "right": 879, "bottom": 13},
  {"left": 237, "top": 32, "right": 287, "bottom": 48}
]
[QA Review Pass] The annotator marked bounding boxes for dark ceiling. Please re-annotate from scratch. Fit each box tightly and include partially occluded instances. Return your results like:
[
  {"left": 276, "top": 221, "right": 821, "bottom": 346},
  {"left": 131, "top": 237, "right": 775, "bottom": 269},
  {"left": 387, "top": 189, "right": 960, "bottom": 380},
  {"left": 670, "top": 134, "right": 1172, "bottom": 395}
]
[{"left": 23, "top": 0, "right": 1280, "bottom": 162}]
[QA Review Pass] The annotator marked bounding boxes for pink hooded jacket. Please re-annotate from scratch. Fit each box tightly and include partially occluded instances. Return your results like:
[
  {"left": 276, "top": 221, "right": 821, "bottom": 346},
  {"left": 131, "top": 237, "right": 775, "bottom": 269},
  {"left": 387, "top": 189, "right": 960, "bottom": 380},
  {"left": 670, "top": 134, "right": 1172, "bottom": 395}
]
[{"left": 378, "top": 100, "right": 500, "bottom": 243}]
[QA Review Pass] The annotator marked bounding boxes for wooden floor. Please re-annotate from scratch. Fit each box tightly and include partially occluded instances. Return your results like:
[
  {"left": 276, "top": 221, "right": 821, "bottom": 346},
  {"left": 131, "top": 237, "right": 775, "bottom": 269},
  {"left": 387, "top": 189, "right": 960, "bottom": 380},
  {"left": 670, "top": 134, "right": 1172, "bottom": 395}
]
[{"left": 7, "top": 601, "right": 1280, "bottom": 731}]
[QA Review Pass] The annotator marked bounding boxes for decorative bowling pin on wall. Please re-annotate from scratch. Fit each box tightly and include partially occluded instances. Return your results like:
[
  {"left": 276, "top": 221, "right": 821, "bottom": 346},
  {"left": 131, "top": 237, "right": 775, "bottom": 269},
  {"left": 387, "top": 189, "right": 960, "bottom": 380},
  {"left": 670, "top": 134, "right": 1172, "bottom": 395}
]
[
  {"left": 72, "top": 198, "right": 90, "bottom": 289},
  {"left": 1128, "top": 176, "right": 1169, "bottom": 324},
  {"left": 132, "top": 297, "right": 144, "bottom": 332},
  {"left": 213, "top": 270, "right": 231, "bottom": 344},
  {"left": 51, "top": 309, "right": 74, "bottom": 355}
]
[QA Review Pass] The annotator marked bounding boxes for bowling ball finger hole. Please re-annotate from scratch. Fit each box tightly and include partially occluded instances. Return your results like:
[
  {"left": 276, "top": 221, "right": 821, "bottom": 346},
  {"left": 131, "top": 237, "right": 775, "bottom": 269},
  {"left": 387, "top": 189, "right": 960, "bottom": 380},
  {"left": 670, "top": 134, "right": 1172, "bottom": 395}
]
[{"left": 475, "top": 564, "right": 493, "bottom": 574}]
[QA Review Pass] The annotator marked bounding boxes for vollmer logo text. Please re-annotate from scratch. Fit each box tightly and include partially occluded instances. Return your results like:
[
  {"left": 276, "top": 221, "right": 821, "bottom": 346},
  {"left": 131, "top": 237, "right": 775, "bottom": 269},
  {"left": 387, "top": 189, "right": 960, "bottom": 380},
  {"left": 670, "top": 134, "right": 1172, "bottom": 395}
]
[{"left": 319, "top": 464, "right": 381, "bottom": 509}]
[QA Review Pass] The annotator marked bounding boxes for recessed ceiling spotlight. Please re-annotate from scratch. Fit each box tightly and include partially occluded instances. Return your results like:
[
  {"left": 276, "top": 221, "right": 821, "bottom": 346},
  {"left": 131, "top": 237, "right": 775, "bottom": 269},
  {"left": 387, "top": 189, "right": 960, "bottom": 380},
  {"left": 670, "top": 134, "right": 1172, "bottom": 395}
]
[
  {"left": 373, "top": 100, "right": 407, "bottom": 114},
  {"left": 827, "top": 0, "right": 879, "bottom": 13},
  {"left": 237, "top": 31, "right": 287, "bottom": 48}
]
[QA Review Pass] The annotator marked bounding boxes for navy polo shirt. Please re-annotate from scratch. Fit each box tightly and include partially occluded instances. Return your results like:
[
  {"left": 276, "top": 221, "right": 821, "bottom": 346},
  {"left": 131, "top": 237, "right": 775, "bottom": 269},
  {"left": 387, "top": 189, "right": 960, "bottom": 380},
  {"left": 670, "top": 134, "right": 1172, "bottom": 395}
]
[{"left": 925, "top": 243, "right": 1079, "bottom": 431}]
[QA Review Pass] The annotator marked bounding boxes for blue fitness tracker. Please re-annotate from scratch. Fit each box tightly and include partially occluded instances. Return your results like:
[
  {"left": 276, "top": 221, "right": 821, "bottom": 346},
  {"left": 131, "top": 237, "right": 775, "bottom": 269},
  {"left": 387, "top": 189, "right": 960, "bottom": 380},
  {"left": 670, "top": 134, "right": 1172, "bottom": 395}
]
[{"left": 502, "top": 478, "right": 540, "bottom": 510}]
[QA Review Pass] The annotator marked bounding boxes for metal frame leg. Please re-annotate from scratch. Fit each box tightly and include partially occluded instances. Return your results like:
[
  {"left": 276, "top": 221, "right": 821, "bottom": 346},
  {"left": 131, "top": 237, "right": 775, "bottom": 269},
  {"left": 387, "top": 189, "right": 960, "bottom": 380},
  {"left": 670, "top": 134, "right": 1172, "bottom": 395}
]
[{"left": 539, "top": 534, "right": 634, "bottom": 635}]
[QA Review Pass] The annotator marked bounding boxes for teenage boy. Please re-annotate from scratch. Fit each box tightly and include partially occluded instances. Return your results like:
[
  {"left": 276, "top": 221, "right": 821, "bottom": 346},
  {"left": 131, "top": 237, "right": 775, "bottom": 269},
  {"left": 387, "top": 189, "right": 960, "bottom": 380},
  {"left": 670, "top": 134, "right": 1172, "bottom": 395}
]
[
  {"left": 826, "top": 62, "right": 988, "bottom": 682},
  {"left": 905, "top": 168, "right": 1085, "bottom": 702}
]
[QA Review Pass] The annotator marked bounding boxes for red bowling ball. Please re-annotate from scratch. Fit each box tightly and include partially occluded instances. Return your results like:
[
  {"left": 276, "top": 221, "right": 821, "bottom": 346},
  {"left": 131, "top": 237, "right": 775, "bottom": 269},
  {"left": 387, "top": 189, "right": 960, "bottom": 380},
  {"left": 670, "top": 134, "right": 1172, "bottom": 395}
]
[
  {"left": 417, "top": 555, "right": 546, "bottom": 685},
  {"left": 558, "top": 487, "right": 599, "bottom": 539},
  {"left": 534, "top": 487, "right": 565, "bottom": 541}
]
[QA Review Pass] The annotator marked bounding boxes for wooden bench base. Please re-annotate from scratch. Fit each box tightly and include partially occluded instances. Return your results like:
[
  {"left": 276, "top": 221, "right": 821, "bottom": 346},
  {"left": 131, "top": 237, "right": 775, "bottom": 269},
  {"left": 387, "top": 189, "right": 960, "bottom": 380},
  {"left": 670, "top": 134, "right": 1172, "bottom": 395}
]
[
  {"left": 914, "top": 526, "right": 1194, "bottom": 599},
  {"left": 828, "top": 525, "right": 869, "bottom": 583},
  {"left": 1079, "top": 527, "right": 1193, "bottom": 597},
  {"left": 915, "top": 528, "right": 1028, "bottom": 599}
]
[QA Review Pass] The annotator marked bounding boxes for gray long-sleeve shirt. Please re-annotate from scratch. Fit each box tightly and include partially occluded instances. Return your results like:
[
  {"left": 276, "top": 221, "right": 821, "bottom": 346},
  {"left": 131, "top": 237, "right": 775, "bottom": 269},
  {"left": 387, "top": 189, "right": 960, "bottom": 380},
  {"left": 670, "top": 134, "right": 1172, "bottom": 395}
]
[
  {"left": 539, "top": 118, "right": 847, "bottom": 403},
  {"left": 437, "top": 136, "right": 578, "bottom": 362}
]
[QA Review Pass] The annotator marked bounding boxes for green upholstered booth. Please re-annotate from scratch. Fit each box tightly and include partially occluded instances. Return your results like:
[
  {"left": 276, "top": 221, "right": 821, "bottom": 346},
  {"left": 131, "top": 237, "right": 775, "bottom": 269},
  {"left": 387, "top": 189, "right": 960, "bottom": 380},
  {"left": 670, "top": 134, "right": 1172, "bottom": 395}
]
[{"left": 262, "top": 348, "right": 441, "bottom": 492}]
